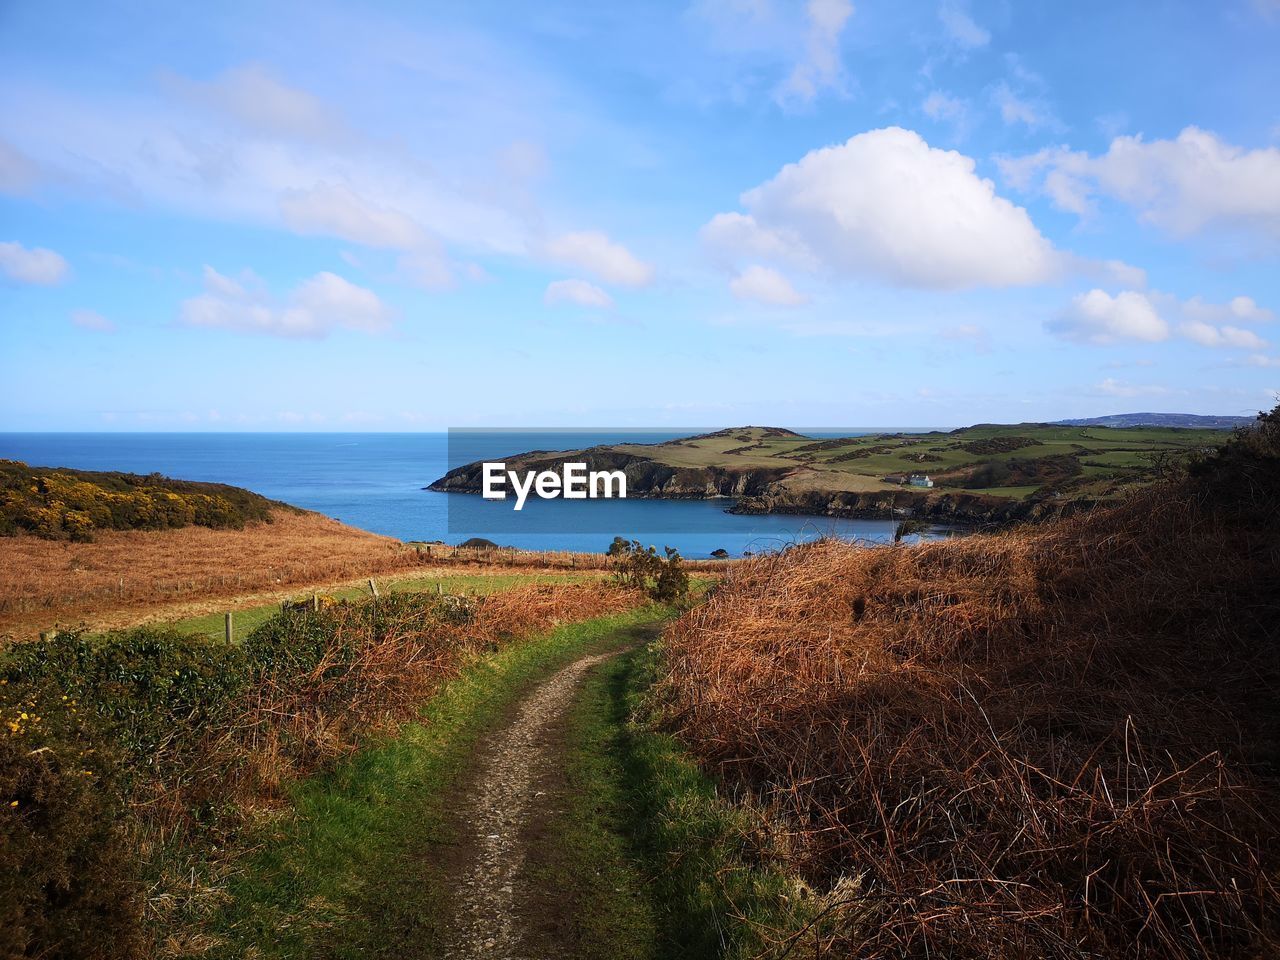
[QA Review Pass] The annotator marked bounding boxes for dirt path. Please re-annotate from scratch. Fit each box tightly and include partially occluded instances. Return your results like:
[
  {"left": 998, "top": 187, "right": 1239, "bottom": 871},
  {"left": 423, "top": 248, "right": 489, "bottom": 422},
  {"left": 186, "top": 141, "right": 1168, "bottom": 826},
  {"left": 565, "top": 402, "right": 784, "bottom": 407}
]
[{"left": 441, "top": 648, "right": 623, "bottom": 959}]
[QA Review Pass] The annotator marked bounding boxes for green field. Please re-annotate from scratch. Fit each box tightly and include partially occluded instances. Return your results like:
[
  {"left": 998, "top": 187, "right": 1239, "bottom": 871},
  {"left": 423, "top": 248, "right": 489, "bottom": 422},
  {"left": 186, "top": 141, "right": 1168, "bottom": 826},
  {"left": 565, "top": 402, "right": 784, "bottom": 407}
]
[{"left": 607, "top": 423, "right": 1229, "bottom": 503}]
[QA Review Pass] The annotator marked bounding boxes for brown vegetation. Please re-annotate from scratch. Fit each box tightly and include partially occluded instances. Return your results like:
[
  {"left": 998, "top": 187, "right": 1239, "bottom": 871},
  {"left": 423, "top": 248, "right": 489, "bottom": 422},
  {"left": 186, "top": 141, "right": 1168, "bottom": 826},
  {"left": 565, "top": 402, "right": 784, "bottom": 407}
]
[
  {"left": 2, "top": 580, "right": 643, "bottom": 958},
  {"left": 653, "top": 412, "right": 1280, "bottom": 958},
  {"left": 0, "top": 509, "right": 418, "bottom": 635},
  {"left": 0, "top": 506, "right": 730, "bottom": 639}
]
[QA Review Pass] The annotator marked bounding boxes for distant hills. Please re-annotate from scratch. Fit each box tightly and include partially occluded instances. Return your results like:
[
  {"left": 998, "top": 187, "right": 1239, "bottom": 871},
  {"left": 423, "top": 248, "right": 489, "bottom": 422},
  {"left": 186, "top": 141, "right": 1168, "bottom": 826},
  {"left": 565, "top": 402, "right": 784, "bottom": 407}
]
[{"left": 1051, "top": 413, "right": 1255, "bottom": 429}]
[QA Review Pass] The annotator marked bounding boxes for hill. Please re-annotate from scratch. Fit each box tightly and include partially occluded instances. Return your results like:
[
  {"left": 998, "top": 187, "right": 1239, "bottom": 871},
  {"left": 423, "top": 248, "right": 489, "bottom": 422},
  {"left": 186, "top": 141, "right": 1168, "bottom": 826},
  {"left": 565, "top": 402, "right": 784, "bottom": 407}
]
[
  {"left": 431, "top": 422, "right": 1235, "bottom": 526},
  {"left": 1052, "top": 412, "right": 1256, "bottom": 429},
  {"left": 0, "top": 460, "right": 287, "bottom": 541}
]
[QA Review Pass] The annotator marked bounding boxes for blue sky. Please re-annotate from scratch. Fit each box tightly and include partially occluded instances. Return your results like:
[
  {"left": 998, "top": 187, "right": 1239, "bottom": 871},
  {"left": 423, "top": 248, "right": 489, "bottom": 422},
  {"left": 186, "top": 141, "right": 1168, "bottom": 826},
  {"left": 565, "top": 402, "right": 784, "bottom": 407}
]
[{"left": 2, "top": 0, "right": 1279, "bottom": 430}]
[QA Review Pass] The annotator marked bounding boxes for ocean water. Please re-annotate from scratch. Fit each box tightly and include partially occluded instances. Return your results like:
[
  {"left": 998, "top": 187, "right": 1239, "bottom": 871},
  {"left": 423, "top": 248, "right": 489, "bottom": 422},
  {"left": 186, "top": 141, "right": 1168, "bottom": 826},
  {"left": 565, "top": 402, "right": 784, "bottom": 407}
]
[{"left": 0, "top": 431, "right": 945, "bottom": 558}]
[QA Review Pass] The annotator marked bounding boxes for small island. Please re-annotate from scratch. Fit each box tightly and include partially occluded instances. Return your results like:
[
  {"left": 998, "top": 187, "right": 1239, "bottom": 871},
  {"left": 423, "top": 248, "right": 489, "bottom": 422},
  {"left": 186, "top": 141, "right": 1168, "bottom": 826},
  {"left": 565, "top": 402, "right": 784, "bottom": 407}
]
[{"left": 430, "top": 421, "right": 1237, "bottom": 526}]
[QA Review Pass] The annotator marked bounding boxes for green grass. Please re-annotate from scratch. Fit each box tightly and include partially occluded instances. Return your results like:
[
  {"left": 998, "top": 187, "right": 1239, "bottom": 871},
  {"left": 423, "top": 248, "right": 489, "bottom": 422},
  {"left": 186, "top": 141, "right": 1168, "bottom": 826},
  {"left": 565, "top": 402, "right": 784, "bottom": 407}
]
[
  {"left": 545, "top": 643, "right": 815, "bottom": 960},
  {"left": 170, "top": 571, "right": 602, "bottom": 642},
  {"left": 206, "top": 605, "right": 668, "bottom": 959}
]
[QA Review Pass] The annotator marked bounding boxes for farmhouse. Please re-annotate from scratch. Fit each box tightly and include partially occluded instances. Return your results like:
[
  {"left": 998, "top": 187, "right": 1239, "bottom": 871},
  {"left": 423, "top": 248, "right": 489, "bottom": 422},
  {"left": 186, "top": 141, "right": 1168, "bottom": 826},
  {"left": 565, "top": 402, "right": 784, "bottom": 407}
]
[{"left": 907, "top": 473, "right": 934, "bottom": 488}]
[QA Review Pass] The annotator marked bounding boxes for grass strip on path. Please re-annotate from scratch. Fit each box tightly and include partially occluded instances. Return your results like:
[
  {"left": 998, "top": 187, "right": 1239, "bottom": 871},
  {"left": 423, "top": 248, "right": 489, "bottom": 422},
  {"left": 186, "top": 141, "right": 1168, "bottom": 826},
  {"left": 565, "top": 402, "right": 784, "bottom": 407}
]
[
  {"left": 533, "top": 643, "right": 813, "bottom": 960},
  {"left": 207, "top": 605, "right": 666, "bottom": 959}
]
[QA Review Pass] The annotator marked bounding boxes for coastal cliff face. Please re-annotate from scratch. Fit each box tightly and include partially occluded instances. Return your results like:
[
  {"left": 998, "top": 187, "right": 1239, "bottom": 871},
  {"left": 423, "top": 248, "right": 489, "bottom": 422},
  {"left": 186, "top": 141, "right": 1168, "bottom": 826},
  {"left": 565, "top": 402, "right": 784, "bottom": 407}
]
[
  {"left": 729, "top": 488, "right": 1094, "bottom": 525},
  {"left": 429, "top": 450, "right": 1092, "bottom": 526},
  {"left": 429, "top": 450, "right": 792, "bottom": 499}
]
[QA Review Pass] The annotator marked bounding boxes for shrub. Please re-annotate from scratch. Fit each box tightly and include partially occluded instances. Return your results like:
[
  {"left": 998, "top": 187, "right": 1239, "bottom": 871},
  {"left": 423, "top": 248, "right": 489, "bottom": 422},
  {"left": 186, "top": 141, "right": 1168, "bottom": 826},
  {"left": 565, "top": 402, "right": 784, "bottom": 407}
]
[
  {"left": 0, "top": 685, "right": 143, "bottom": 960},
  {"left": 609, "top": 539, "right": 690, "bottom": 604},
  {"left": 0, "top": 460, "right": 283, "bottom": 541}
]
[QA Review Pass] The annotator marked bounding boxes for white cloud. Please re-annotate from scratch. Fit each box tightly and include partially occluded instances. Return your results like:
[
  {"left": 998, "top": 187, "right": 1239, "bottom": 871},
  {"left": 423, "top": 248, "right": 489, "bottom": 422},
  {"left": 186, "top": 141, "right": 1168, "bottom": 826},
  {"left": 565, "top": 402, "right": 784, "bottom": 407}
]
[
  {"left": 544, "top": 278, "right": 614, "bottom": 308},
  {"left": 179, "top": 266, "right": 391, "bottom": 338},
  {"left": 70, "top": 309, "right": 116, "bottom": 333},
  {"left": 1179, "top": 320, "right": 1267, "bottom": 350},
  {"left": 0, "top": 241, "right": 69, "bottom": 285},
  {"left": 279, "top": 182, "right": 424, "bottom": 248},
  {"left": 1052, "top": 288, "right": 1272, "bottom": 349},
  {"left": 704, "top": 127, "right": 1061, "bottom": 289},
  {"left": 1051, "top": 289, "right": 1170, "bottom": 344},
  {"left": 776, "top": 0, "right": 854, "bottom": 106},
  {"left": 729, "top": 264, "right": 809, "bottom": 305},
  {"left": 992, "top": 82, "right": 1044, "bottom": 129},
  {"left": 175, "top": 63, "right": 345, "bottom": 142},
  {"left": 1183, "top": 294, "right": 1275, "bottom": 325},
  {"left": 1001, "top": 127, "right": 1280, "bottom": 239},
  {"left": 938, "top": 1, "right": 989, "bottom": 48},
  {"left": 544, "top": 231, "right": 654, "bottom": 286},
  {"left": 922, "top": 90, "right": 967, "bottom": 123}
]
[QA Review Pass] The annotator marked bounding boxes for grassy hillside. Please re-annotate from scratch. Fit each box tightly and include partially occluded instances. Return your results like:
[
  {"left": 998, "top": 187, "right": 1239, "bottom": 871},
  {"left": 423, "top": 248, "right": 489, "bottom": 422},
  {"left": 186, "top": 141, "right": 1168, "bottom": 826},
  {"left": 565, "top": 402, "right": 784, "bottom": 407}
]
[
  {"left": 0, "top": 460, "right": 286, "bottom": 541},
  {"left": 650, "top": 407, "right": 1280, "bottom": 958},
  {"left": 606, "top": 422, "right": 1227, "bottom": 500}
]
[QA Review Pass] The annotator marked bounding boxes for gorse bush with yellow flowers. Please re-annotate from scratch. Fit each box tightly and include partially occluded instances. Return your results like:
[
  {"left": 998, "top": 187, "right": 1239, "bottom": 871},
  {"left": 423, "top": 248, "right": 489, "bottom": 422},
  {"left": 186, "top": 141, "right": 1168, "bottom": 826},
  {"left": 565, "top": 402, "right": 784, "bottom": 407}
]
[{"left": 0, "top": 460, "right": 282, "bottom": 541}]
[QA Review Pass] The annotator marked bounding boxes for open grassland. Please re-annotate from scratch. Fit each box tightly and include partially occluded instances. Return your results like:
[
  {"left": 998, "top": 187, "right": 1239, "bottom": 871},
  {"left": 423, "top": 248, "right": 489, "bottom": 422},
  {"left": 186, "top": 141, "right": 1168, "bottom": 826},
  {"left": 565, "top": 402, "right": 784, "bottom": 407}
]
[
  {"left": 1, "top": 580, "right": 644, "bottom": 959},
  {"left": 651, "top": 411, "right": 1280, "bottom": 958},
  {"left": 0, "top": 509, "right": 415, "bottom": 637},
  {"left": 0, "top": 511, "right": 708, "bottom": 641}
]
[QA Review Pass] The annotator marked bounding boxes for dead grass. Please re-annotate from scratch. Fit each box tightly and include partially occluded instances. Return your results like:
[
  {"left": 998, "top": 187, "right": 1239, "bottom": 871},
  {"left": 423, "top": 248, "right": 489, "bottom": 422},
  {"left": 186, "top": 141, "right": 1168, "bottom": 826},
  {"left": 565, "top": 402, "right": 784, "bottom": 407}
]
[
  {"left": 0, "top": 510, "right": 729, "bottom": 639},
  {"left": 654, "top": 478, "right": 1280, "bottom": 958},
  {"left": 0, "top": 510, "right": 413, "bottom": 629}
]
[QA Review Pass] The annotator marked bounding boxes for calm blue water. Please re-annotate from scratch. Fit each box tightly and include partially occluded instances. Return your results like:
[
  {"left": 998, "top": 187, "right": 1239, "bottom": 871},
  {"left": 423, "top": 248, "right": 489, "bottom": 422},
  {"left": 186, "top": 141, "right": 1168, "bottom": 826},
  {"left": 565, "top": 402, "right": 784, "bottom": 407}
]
[{"left": 0, "top": 432, "right": 944, "bottom": 558}]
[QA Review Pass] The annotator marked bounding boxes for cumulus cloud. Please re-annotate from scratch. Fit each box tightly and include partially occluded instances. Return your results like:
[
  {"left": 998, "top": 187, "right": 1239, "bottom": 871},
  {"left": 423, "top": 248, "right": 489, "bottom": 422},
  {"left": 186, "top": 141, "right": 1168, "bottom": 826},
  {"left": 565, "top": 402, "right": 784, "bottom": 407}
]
[
  {"left": 1051, "top": 289, "right": 1170, "bottom": 344},
  {"left": 729, "top": 264, "right": 809, "bottom": 305},
  {"left": 1180, "top": 320, "right": 1267, "bottom": 350},
  {"left": 179, "top": 266, "right": 391, "bottom": 338},
  {"left": 279, "top": 182, "right": 423, "bottom": 248},
  {"left": 1051, "top": 288, "right": 1272, "bottom": 349},
  {"left": 544, "top": 278, "right": 614, "bottom": 308},
  {"left": 1183, "top": 294, "right": 1274, "bottom": 325},
  {"left": 938, "top": 1, "right": 989, "bottom": 48},
  {"left": 1000, "top": 127, "right": 1280, "bottom": 239},
  {"left": 776, "top": 0, "right": 855, "bottom": 106},
  {"left": 70, "top": 309, "right": 116, "bottom": 333},
  {"left": 544, "top": 231, "right": 654, "bottom": 286},
  {"left": 703, "top": 127, "right": 1062, "bottom": 290},
  {"left": 0, "top": 241, "right": 69, "bottom": 285}
]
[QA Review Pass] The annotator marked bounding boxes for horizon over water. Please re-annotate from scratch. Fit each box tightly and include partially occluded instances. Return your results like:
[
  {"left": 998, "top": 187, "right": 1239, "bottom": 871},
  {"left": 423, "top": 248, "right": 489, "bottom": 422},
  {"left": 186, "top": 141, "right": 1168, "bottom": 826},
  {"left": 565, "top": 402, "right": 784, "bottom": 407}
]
[{"left": 0, "top": 430, "right": 946, "bottom": 558}]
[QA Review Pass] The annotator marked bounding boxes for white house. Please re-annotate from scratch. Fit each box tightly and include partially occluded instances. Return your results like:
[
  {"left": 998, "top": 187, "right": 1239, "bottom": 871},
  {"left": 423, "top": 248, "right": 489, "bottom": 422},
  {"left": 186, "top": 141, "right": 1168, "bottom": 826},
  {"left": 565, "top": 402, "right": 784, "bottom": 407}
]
[{"left": 907, "top": 473, "right": 934, "bottom": 488}]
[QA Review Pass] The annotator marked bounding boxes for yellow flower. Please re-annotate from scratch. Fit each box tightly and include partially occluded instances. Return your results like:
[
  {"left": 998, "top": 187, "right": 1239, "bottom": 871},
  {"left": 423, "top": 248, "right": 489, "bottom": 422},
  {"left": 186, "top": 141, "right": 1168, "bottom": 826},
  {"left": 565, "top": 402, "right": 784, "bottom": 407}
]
[{"left": 8, "top": 800, "right": 17, "bottom": 807}]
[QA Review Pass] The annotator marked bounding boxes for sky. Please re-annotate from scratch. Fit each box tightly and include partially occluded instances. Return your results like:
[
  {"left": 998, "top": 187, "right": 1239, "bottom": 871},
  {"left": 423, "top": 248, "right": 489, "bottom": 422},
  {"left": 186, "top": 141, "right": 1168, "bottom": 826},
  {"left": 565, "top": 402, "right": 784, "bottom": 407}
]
[{"left": 2, "top": 0, "right": 1279, "bottom": 431}]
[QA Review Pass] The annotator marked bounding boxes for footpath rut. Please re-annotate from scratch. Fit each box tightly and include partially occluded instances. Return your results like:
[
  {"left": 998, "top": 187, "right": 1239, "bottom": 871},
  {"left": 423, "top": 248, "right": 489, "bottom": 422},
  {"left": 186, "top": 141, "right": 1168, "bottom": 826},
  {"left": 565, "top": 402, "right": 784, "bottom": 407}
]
[{"left": 441, "top": 648, "right": 620, "bottom": 959}]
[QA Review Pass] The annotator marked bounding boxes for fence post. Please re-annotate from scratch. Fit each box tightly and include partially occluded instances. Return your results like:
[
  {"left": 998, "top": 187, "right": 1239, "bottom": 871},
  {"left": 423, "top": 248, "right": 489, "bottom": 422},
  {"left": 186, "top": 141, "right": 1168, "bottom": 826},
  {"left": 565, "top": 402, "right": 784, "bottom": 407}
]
[
  {"left": 312, "top": 591, "right": 319, "bottom": 612},
  {"left": 435, "top": 583, "right": 443, "bottom": 596},
  {"left": 224, "top": 612, "right": 233, "bottom": 645},
  {"left": 368, "top": 578, "right": 379, "bottom": 598}
]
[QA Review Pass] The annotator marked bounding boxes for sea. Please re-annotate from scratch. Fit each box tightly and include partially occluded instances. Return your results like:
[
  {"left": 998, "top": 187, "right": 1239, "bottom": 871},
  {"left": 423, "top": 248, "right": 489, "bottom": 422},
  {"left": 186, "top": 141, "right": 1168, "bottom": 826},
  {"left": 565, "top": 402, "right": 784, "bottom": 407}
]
[{"left": 0, "top": 431, "right": 948, "bottom": 559}]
